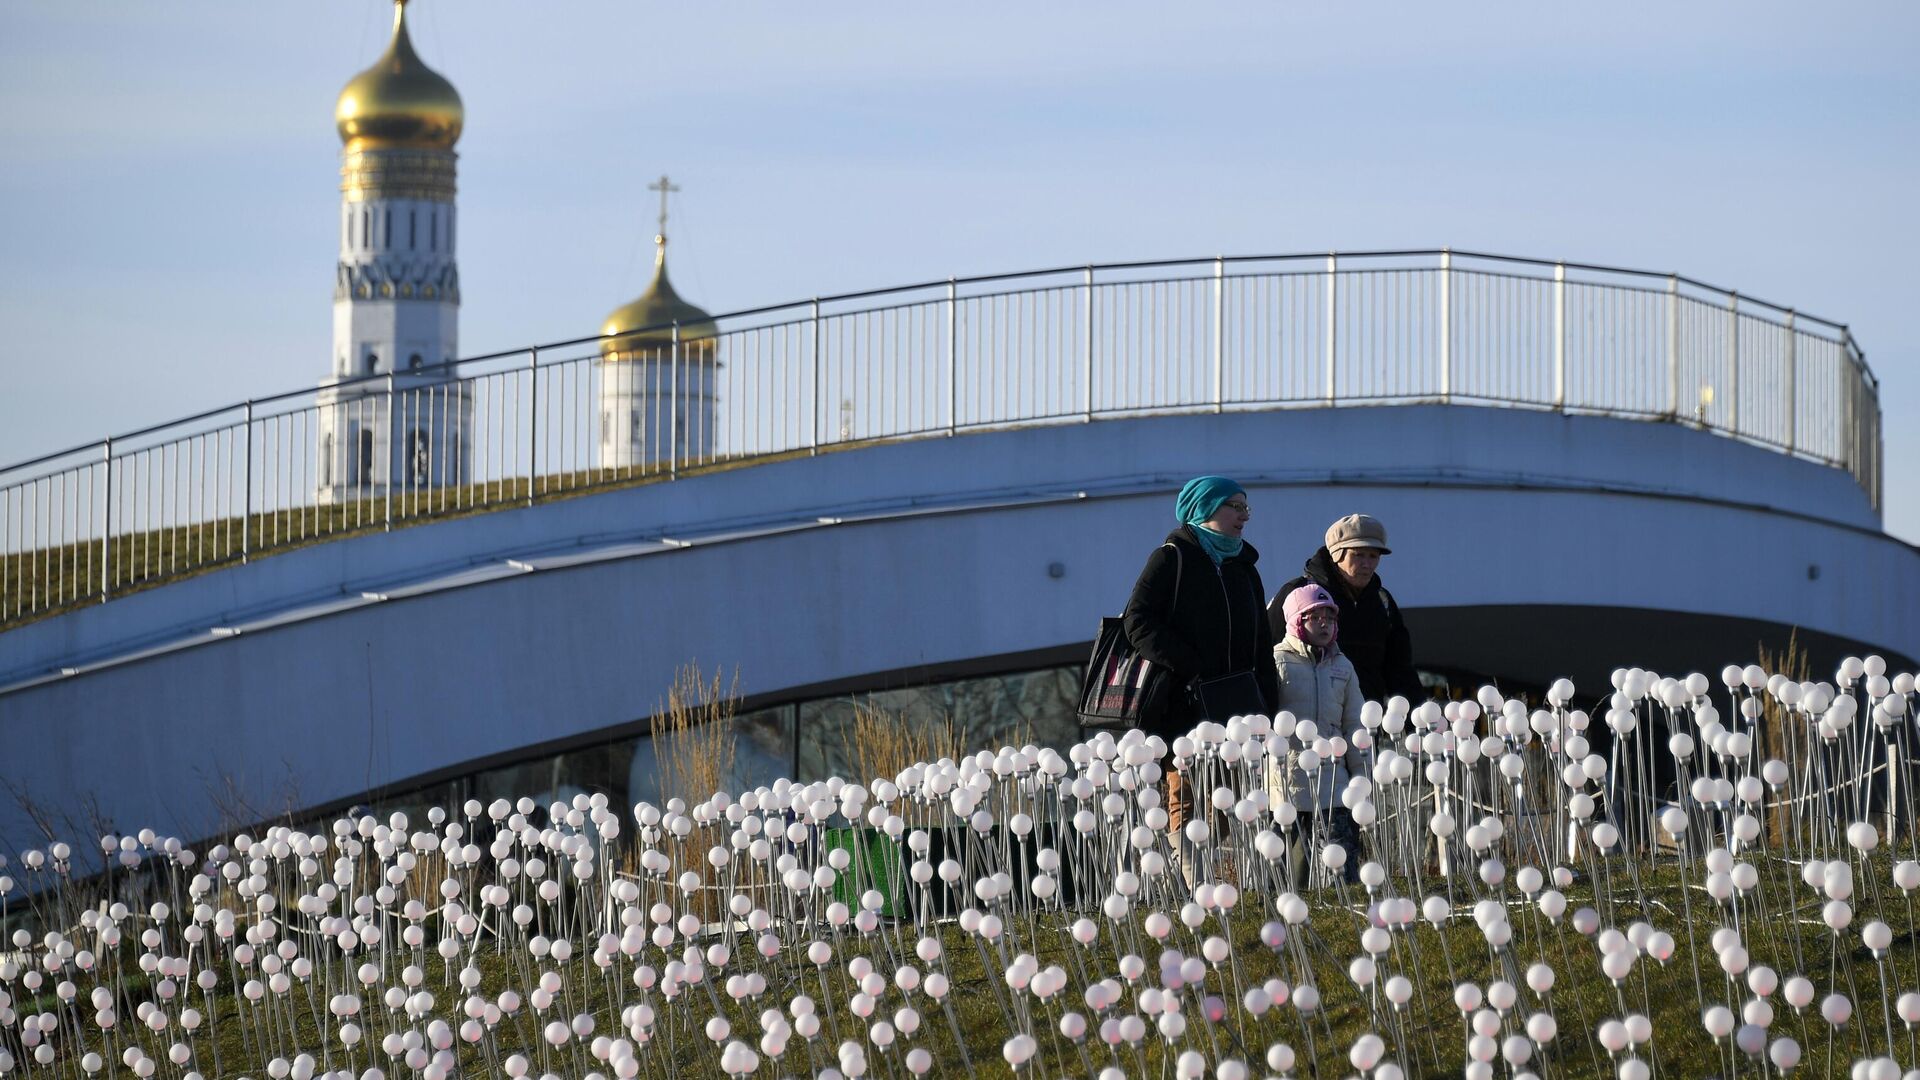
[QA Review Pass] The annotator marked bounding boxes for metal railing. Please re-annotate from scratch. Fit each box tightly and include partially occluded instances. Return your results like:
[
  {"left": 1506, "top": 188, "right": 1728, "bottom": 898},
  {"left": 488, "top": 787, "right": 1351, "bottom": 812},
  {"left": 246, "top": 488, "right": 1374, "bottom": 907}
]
[{"left": 0, "top": 249, "right": 1881, "bottom": 628}]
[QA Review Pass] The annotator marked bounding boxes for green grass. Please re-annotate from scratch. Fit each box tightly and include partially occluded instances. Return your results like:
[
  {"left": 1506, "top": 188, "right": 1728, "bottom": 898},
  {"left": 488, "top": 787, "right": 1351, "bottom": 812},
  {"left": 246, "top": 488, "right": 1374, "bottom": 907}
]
[
  {"left": 8, "top": 852, "right": 1920, "bottom": 1078},
  {"left": 0, "top": 436, "right": 926, "bottom": 633}
]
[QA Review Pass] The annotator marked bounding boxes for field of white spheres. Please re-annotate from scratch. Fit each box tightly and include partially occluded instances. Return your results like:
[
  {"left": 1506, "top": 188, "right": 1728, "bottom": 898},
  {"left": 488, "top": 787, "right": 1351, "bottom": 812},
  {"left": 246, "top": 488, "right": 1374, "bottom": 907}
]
[{"left": 4, "top": 658, "right": 1920, "bottom": 1079}]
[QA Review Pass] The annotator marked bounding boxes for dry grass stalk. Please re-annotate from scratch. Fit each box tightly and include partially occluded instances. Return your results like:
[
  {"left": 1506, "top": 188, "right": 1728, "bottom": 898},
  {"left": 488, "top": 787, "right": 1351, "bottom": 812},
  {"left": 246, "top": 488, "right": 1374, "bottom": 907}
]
[
  {"left": 652, "top": 665, "right": 740, "bottom": 808},
  {"left": 1756, "top": 629, "right": 1809, "bottom": 849},
  {"left": 838, "top": 700, "right": 965, "bottom": 788},
  {"left": 650, "top": 665, "right": 739, "bottom": 921}
]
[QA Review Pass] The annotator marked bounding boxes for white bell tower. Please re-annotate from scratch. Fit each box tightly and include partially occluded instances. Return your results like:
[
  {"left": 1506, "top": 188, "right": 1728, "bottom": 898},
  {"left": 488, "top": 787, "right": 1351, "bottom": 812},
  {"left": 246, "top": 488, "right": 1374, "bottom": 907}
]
[{"left": 318, "top": 0, "right": 471, "bottom": 505}]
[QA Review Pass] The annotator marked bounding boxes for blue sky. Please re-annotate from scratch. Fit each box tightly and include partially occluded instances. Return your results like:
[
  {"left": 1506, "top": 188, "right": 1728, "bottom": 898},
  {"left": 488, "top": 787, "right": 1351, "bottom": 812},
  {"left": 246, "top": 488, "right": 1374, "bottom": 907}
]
[{"left": 2, "top": 1, "right": 1915, "bottom": 539}]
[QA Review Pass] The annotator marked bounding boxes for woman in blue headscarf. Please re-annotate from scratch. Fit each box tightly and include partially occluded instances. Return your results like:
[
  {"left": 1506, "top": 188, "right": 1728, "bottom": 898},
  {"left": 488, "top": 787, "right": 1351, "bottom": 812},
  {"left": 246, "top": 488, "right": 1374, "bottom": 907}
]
[{"left": 1123, "top": 476, "right": 1281, "bottom": 856}]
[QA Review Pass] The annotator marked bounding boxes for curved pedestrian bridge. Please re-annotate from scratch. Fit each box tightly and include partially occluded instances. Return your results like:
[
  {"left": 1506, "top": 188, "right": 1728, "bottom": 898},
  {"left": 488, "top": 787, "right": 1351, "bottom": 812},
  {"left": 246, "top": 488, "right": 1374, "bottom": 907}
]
[{"left": 0, "top": 249, "right": 1882, "bottom": 632}]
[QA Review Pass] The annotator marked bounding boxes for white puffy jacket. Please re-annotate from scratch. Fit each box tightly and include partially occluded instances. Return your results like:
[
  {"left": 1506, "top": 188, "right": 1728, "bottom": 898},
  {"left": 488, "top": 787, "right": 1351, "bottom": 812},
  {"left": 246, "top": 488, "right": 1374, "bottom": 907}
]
[{"left": 1267, "top": 634, "right": 1367, "bottom": 811}]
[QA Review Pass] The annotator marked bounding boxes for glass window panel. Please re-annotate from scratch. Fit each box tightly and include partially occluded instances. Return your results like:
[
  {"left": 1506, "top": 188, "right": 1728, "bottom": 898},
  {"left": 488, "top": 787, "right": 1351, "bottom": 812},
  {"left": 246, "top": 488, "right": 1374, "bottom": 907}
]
[
  {"left": 472, "top": 737, "right": 634, "bottom": 820},
  {"left": 796, "top": 665, "right": 1080, "bottom": 782}
]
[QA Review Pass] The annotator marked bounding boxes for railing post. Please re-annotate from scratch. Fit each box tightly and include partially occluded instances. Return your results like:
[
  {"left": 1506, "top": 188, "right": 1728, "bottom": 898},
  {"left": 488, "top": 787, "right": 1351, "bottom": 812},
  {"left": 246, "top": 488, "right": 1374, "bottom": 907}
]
[
  {"left": 527, "top": 348, "right": 539, "bottom": 504},
  {"left": 100, "top": 438, "right": 112, "bottom": 601},
  {"left": 1666, "top": 275, "right": 1680, "bottom": 419},
  {"left": 1211, "top": 256, "right": 1225, "bottom": 413},
  {"left": 242, "top": 401, "right": 252, "bottom": 563},
  {"left": 1840, "top": 340, "right": 1856, "bottom": 473},
  {"left": 1727, "top": 291, "right": 1740, "bottom": 433},
  {"left": 1784, "top": 311, "right": 1796, "bottom": 453},
  {"left": 809, "top": 299, "right": 822, "bottom": 455},
  {"left": 1324, "top": 253, "right": 1338, "bottom": 405},
  {"left": 670, "top": 322, "right": 681, "bottom": 479},
  {"left": 1552, "top": 263, "right": 1566, "bottom": 411},
  {"left": 945, "top": 277, "right": 958, "bottom": 436},
  {"left": 1438, "top": 248, "right": 1452, "bottom": 404},
  {"left": 384, "top": 374, "right": 395, "bottom": 530},
  {"left": 1082, "top": 267, "right": 1095, "bottom": 422}
]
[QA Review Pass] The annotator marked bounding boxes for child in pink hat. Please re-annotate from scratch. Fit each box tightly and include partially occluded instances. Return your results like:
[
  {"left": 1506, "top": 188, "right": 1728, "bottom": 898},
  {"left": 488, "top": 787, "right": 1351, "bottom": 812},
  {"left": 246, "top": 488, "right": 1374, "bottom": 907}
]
[{"left": 1270, "top": 583, "right": 1369, "bottom": 885}]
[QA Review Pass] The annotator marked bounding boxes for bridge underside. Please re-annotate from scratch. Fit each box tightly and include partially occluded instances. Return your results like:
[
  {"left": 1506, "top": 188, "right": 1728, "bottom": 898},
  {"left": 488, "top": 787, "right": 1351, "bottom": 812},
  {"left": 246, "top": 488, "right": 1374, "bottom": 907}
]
[{"left": 1406, "top": 605, "right": 1914, "bottom": 701}]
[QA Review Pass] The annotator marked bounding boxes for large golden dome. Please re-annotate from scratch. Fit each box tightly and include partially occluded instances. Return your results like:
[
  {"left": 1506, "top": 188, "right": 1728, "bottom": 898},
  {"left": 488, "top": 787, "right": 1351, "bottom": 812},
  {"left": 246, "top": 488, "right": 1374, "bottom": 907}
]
[
  {"left": 335, "top": 0, "right": 463, "bottom": 152},
  {"left": 602, "top": 247, "right": 718, "bottom": 356}
]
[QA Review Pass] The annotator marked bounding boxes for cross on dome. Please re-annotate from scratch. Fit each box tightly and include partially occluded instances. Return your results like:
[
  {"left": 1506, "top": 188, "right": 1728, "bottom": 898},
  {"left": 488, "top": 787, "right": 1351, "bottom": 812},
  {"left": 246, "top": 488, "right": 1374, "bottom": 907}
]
[{"left": 648, "top": 174, "right": 681, "bottom": 247}]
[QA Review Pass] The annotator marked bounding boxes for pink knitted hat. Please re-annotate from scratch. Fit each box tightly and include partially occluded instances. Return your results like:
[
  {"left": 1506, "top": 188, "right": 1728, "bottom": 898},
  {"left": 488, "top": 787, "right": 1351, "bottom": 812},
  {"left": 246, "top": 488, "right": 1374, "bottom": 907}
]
[{"left": 1283, "top": 583, "right": 1339, "bottom": 641}]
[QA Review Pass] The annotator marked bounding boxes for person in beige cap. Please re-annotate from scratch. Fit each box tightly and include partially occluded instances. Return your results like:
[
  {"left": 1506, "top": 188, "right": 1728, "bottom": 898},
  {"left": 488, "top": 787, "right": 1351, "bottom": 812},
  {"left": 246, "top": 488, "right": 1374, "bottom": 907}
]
[{"left": 1266, "top": 513, "right": 1423, "bottom": 705}]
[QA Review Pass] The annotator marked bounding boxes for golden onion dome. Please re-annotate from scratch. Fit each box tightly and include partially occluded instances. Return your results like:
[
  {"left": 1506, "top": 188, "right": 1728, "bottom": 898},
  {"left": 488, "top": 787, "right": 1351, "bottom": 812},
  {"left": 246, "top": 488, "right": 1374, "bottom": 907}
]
[
  {"left": 601, "top": 246, "right": 718, "bottom": 356},
  {"left": 335, "top": 0, "right": 464, "bottom": 151}
]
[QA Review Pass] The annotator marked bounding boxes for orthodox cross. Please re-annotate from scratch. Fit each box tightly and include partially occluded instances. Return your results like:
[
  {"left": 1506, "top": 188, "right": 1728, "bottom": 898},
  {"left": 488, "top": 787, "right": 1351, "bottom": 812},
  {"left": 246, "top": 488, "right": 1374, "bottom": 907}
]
[{"left": 648, "top": 175, "right": 681, "bottom": 242}]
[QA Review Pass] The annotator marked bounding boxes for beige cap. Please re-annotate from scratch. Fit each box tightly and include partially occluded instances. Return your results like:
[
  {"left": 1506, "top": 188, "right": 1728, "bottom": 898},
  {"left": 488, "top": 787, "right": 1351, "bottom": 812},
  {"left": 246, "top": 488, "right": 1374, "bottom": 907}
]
[{"left": 1326, "top": 513, "right": 1391, "bottom": 555}]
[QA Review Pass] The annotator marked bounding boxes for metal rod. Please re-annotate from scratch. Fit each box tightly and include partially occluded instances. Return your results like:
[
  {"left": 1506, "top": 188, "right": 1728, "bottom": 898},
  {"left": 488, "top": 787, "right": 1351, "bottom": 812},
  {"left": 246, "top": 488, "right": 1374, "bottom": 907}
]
[
  {"left": 1325, "top": 253, "right": 1338, "bottom": 405},
  {"left": 1212, "top": 256, "right": 1224, "bottom": 412},
  {"left": 384, "top": 374, "right": 395, "bottom": 530},
  {"left": 670, "top": 323, "right": 681, "bottom": 479},
  {"left": 1666, "top": 274, "right": 1680, "bottom": 419},
  {"left": 527, "top": 349, "right": 540, "bottom": 505},
  {"left": 242, "top": 402, "right": 253, "bottom": 563},
  {"left": 946, "top": 279, "right": 957, "bottom": 436},
  {"left": 1553, "top": 263, "right": 1566, "bottom": 411},
  {"left": 1728, "top": 291, "right": 1740, "bottom": 434},
  {"left": 810, "top": 300, "right": 821, "bottom": 455},
  {"left": 1438, "top": 248, "right": 1452, "bottom": 404},
  {"left": 1082, "top": 267, "right": 1094, "bottom": 422},
  {"left": 99, "top": 439, "right": 112, "bottom": 601},
  {"left": 1785, "top": 311, "right": 1797, "bottom": 453}
]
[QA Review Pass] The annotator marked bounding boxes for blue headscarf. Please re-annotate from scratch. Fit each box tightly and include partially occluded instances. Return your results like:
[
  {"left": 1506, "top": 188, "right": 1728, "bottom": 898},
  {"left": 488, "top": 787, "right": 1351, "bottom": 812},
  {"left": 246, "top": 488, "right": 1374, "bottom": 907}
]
[{"left": 1174, "top": 475, "right": 1246, "bottom": 564}]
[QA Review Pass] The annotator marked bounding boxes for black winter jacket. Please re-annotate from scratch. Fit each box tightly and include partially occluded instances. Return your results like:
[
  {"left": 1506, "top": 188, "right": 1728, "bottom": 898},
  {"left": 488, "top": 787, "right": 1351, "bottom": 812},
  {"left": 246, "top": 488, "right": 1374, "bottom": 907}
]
[
  {"left": 1269, "top": 546, "right": 1423, "bottom": 706},
  {"left": 1123, "top": 527, "right": 1282, "bottom": 739}
]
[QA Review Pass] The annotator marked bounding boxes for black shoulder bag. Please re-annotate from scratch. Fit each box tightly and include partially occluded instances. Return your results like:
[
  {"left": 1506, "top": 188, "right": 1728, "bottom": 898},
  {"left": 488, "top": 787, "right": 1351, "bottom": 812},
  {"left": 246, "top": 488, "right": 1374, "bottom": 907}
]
[{"left": 1076, "top": 543, "right": 1183, "bottom": 730}]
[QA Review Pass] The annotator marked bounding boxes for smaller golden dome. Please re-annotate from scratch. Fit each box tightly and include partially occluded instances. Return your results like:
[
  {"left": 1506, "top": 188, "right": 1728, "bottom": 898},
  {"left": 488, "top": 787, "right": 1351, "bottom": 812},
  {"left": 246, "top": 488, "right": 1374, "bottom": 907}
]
[
  {"left": 601, "top": 244, "right": 718, "bottom": 356},
  {"left": 335, "top": 0, "right": 463, "bottom": 152}
]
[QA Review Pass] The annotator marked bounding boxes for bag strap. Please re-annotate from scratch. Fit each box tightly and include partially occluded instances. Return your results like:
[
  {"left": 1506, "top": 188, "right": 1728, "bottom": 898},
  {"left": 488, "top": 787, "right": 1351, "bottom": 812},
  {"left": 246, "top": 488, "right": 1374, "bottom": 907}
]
[{"left": 1163, "top": 541, "right": 1182, "bottom": 618}]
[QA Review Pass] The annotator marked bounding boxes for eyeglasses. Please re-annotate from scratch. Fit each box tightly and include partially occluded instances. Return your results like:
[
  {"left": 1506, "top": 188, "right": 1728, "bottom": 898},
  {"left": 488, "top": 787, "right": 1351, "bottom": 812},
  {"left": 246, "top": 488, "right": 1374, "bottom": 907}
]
[{"left": 1222, "top": 500, "right": 1251, "bottom": 513}]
